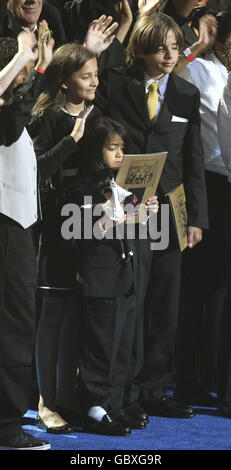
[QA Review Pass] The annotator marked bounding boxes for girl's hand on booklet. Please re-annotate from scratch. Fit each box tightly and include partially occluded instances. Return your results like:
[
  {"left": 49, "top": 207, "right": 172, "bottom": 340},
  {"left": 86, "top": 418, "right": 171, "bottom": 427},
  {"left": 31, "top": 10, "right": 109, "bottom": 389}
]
[
  {"left": 187, "top": 226, "right": 202, "bottom": 248},
  {"left": 145, "top": 195, "right": 159, "bottom": 213}
]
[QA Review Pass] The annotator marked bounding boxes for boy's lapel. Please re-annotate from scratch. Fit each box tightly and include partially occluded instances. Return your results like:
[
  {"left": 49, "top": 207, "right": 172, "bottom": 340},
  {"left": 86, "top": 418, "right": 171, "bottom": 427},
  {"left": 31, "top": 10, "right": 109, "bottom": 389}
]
[
  {"left": 126, "top": 77, "right": 151, "bottom": 127},
  {"left": 125, "top": 73, "right": 178, "bottom": 130}
]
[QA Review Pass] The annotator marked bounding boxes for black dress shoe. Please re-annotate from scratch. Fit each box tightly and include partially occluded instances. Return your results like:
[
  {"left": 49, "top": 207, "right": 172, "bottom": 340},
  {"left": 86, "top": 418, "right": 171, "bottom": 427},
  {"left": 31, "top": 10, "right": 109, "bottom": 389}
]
[
  {"left": 124, "top": 401, "right": 149, "bottom": 424},
  {"left": 144, "top": 396, "right": 196, "bottom": 418},
  {"left": 82, "top": 414, "right": 131, "bottom": 436},
  {"left": 218, "top": 403, "right": 231, "bottom": 418},
  {"left": 116, "top": 410, "right": 147, "bottom": 429},
  {"left": 175, "top": 382, "right": 217, "bottom": 407},
  {"left": 0, "top": 431, "right": 51, "bottom": 450},
  {"left": 36, "top": 416, "right": 75, "bottom": 434}
]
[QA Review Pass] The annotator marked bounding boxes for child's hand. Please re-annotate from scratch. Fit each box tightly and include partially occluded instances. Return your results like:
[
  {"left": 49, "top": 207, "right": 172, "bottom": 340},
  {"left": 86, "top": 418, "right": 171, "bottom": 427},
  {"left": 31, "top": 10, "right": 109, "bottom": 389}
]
[
  {"left": 36, "top": 20, "right": 55, "bottom": 71},
  {"left": 187, "top": 226, "right": 202, "bottom": 248},
  {"left": 84, "top": 15, "right": 118, "bottom": 55},
  {"left": 70, "top": 105, "right": 94, "bottom": 143},
  {"left": 17, "top": 31, "right": 38, "bottom": 63},
  {"left": 145, "top": 195, "right": 159, "bottom": 213}
]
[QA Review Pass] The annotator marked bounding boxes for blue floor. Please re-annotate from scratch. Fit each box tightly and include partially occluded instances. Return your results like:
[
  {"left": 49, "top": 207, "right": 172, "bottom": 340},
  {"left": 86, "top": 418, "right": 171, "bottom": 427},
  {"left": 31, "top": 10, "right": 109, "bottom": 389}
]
[{"left": 22, "top": 405, "right": 231, "bottom": 452}]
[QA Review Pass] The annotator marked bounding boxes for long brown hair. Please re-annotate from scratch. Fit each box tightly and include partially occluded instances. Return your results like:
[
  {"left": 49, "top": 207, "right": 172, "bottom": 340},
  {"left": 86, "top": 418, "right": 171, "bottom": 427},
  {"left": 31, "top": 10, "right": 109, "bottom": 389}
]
[
  {"left": 32, "top": 42, "right": 96, "bottom": 116},
  {"left": 126, "top": 12, "right": 183, "bottom": 73}
]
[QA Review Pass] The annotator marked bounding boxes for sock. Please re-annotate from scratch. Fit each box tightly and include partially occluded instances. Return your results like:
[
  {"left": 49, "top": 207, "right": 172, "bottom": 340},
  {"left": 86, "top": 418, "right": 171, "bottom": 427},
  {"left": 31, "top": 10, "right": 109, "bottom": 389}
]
[{"left": 87, "top": 406, "right": 108, "bottom": 422}]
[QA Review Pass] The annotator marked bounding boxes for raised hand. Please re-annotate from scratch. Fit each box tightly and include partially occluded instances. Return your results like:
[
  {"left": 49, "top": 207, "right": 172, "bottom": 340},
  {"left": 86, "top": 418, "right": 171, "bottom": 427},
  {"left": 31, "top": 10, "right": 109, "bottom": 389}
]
[
  {"left": 138, "top": 0, "right": 163, "bottom": 16},
  {"left": 198, "top": 14, "right": 217, "bottom": 51},
  {"left": 84, "top": 15, "right": 119, "bottom": 55},
  {"left": 70, "top": 105, "right": 94, "bottom": 143},
  {"left": 115, "top": 0, "right": 133, "bottom": 44},
  {"left": 36, "top": 20, "right": 55, "bottom": 71},
  {"left": 17, "top": 31, "right": 38, "bottom": 63}
]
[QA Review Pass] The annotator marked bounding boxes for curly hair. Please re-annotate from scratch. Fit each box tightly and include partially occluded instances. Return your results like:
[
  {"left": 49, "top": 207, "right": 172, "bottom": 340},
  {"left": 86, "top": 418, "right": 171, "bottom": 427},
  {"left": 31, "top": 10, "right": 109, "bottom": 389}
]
[
  {"left": 0, "top": 37, "right": 18, "bottom": 71},
  {"left": 224, "top": 32, "right": 231, "bottom": 71}
]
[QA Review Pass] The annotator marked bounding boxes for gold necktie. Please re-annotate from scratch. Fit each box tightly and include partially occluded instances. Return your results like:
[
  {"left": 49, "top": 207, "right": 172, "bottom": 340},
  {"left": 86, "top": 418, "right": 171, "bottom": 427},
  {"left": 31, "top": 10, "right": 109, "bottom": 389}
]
[{"left": 147, "top": 82, "right": 158, "bottom": 121}]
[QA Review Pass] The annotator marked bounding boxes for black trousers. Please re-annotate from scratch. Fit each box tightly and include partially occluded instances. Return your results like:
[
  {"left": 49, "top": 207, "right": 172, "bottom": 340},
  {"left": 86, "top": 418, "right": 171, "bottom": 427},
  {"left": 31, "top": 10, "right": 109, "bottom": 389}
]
[
  {"left": 138, "top": 242, "right": 182, "bottom": 400},
  {"left": 217, "top": 185, "right": 231, "bottom": 404},
  {"left": 0, "top": 214, "right": 37, "bottom": 438},
  {"left": 78, "top": 290, "right": 138, "bottom": 416},
  {"left": 176, "top": 171, "right": 229, "bottom": 391}
]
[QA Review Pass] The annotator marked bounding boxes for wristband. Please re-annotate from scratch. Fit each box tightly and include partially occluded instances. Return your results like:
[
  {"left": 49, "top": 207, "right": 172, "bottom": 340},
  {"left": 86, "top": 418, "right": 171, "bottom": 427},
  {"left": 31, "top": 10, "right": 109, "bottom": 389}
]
[
  {"left": 183, "top": 48, "right": 195, "bottom": 62},
  {"left": 36, "top": 67, "right": 46, "bottom": 74}
]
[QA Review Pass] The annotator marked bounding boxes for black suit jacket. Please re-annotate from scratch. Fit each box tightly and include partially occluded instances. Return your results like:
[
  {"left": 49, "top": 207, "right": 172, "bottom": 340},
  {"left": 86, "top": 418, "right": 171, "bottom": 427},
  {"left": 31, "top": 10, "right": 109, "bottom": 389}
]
[
  {"left": 95, "top": 67, "right": 208, "bottom": 230},
  {"left": 63, "top": 179, "right": 134, "bottom": 298},
  {"left": 0, "top": 5, "right": 67, "bottom": 46},
  {"left": 0, "top": 70, "right": 46, "bottom": 146}
]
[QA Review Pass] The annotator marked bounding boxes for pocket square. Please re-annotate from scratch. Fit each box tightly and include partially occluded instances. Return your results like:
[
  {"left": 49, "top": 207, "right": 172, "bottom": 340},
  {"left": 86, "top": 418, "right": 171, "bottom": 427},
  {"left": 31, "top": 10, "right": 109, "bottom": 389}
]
[{"left": 171, "top": 115, "right": 189, "bottom": 123}]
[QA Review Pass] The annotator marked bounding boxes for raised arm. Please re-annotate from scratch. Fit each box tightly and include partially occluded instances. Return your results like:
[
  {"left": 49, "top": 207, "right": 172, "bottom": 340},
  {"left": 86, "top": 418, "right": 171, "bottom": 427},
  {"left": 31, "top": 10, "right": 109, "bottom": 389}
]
[
  {"left": 114, "top": 0, "right": 133, "bottom": 44},
  {"left": 0, "top": 31, "right": 38, "bottom": 98},
  {"left": 174, "top": 14, "right": 217, "bottom": 75},
  {"left": 0, "top": 22, "right": 54, "bottom": 146}
]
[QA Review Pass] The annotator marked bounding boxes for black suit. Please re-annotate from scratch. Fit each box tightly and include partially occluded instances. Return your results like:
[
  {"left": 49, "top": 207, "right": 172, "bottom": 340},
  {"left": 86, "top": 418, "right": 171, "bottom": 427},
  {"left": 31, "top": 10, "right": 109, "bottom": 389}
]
[
  {"left": 94, "top": 66, "right": 208, "bottom": 401},
  {"left": 0, "top": 71, "right": 46, "bottom": 438},
  {"left": 0, "top": 5, "right": 67, "bottom": 47},
  {"left": 63, "top": 179, "right": 144, "bottom": 415}
]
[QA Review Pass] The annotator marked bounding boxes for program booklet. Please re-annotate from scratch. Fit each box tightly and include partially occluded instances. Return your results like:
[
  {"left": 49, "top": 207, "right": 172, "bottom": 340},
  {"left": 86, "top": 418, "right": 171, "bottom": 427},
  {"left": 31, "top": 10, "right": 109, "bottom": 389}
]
[
  {"left": 166, "top": 183, "right": 188, "bottom": 251},
  {"left": 116, "top": 152, "right": 167, "bottom": 224}
]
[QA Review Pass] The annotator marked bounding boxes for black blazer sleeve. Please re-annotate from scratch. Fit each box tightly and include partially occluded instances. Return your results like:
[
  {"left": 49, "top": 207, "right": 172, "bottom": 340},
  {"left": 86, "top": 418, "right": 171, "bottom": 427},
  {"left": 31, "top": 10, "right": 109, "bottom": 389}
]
[
  {"left": 182, "top": 89, "right": 209, "bottom": 229},
  {"left": 0, "top": 70, "right": 46, "bottom": 146},
  {"left": 30, "top": 112, "right": 79, "bottom": 182}
]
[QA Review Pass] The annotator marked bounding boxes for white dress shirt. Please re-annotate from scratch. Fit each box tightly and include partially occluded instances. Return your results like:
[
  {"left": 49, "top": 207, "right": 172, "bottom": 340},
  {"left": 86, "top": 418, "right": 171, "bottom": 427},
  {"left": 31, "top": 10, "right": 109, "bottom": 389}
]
[
  {"left": 180, "top": 50, "right": 230, "bottom": 178},
  {"left": 217, "top": 71, "right": 231, "bottom": 181},
  {"left": 0, "top": 127, "right": 38, "bottom": 228}
]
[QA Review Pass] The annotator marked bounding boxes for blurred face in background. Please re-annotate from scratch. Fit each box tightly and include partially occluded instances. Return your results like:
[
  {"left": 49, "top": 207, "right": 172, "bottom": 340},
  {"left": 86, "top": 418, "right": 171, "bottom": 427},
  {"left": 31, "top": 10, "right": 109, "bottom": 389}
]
[{"left": 7, "top": 0, "right": 43, "bottom": 29}]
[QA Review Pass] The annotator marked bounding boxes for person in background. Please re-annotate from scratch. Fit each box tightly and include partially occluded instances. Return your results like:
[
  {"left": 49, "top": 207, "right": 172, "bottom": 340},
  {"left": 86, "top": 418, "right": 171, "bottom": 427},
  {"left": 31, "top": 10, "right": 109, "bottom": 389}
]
[
  {"left": 0, "top": 23, "right": 54, "bottom": 450},
  {"left": 174, "top": 11, "right": 231, "bottom": 406},
  {"left": 0, "top": 0, "right": 67, "bottom": 46},
  {"left": 216, "top": 30, "right": 231, "bottom": 418},
  {"left": 159, "top": 0, "right": 215, "bottom": 49}
]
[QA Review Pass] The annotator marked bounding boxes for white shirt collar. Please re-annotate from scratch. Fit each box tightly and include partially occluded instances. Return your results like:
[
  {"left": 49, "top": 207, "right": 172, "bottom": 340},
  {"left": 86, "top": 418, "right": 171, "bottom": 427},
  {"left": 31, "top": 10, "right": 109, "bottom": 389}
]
[
  {"left": 22, "top": 24, "right": 37, "bottom": 33},
  {"left": 144, "top": 73, "right": 170, "bottom": 97}
]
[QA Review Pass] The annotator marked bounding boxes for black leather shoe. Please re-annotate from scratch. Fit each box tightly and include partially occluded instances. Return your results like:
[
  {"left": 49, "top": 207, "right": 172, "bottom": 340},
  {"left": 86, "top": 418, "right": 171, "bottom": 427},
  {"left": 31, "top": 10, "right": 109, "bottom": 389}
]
[
  {"left": 82, "top": 414, "right": 131, "bottom": 436},
  {"left": 124, "top": 401, "right": 149, "bottom": 424},
  {"left": 0, "top": 431, "right": 51, "bottom": 450},
  {"left": 175, "top": 382, "right": 217, "bottom": 407},
  {"left": 144, "top": 396, "right": 196, "bottom": 418},
  {"left": 36, "top": 416, "right": 75, "bottom": 434},
  {"left": 218, "top": 404, "right": 231, "bottom": 418},
  {"left": 117, "top": 410, "right": 147, "bottom": 429}
]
